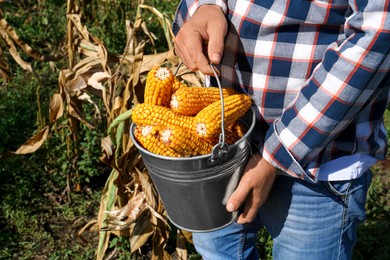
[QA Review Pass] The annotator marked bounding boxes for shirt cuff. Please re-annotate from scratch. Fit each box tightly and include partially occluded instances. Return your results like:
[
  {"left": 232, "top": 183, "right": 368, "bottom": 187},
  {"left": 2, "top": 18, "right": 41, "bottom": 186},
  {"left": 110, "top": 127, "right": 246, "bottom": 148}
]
[
  {"left": 263, "top": 121, "right": 317, "bottom": 183},
  {"left": 189, "top": 0, "right": 228, "bottom": 16}
]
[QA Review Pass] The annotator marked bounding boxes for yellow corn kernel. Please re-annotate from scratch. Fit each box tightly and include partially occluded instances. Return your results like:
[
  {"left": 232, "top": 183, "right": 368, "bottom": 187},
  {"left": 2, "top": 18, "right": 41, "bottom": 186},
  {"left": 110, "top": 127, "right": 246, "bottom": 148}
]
[
  {"left": 132, "top": 103, "right": 194, "bottom": 131},
  {"left": 206, "top": 121, "right": 248, "bottom": 145},
  {"left": 144, "top": 66, "right": 175, "bottom": 106},
  {"left": 204, "top": 128, "right": 240, "bottom": 145},
  {"left": 160, "top": 125, "right": 214, "bottom": 156},
  {"left": 170, "top": 87, "right": 238, "bottom": 116},
  {"left": 172, "top": 78, "right": 189, "bottom": 93},
  {"left": 228, "top": 121, "right": 248, "bottom": 139},
  {"left": 134, "top": 125, "right": 182, "bottom": 157},
  {"left": 193, "top": 94, "right": 252, "bottom": 138}
]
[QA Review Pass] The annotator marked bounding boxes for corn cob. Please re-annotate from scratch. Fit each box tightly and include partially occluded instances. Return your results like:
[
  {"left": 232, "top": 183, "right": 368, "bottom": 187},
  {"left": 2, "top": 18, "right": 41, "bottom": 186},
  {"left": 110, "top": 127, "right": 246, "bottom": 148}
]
[
  {"left": 229, "top": 121, "right": 248, "bottom": 139},
  {"left": 132, "top": 103, "right": 194, "bottom": 131},
  {"left": 134, "top": 125, "right": 182, "bottom": 157},
  {"left": 204, "top": 128, "right": 241, "bottom": 145},
  {"left": 194, "top": 94, "right": 252, "bottom": 138},
  {"left": 144, "top": 66, "right": 175, "bottom": 106},
  {"left": 160, "top": 125, "right": 214, "bottom": 156},
  {"left": 172, "top": 78, "right": 189, "bottom": 93},
  {"left": 206, "top": 121, "right": 248, "bottom": 145},
  {"left": 170, "top": 87, "right": 238, "bottom": 116}
]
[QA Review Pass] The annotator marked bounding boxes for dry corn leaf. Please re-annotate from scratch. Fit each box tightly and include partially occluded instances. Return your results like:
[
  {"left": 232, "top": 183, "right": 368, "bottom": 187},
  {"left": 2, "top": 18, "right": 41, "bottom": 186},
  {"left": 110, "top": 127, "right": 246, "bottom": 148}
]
[
  {"left": 75, "top": 45, "right": 114, "bottom": 72},
  {"left": 122, "top": 42, "right": 145, "bottom": 109},
  {"left": 0, "top": 30, "right": 33, "bottom": 73},
  {"left": 102, "top": 192, "right": 147, "bottom": 232},
  {"left": 151, "top": 225, "right": 171, "bottom": 260},
  {"left": 130, "top": 213, "right": 154, "bottom": 253},
  {"left": 49, "top": 93, "right": 64, "bottom": 123},
  {"left": 65, "top": 76, "right": 87, "bottom": 96},
  {"left": 77, "top": 219, "right": 99, "bottom": 244},
  {"left": 0, "top": 12, "right": 56, "bottom": 61},
  {"left": 78, "top": 92, "right": 101, "bottom": 118},
  {"left": 96, "top": 44, "right": 110, "bottom": 74},
  {"left": 140, "top": 20, "right": 156, "bottom": 50},
  {"left": 101, "top": 136, "right": 113, "bottom": 158},
  {"left": 68, "top": 102, "right": 95, "bottom": 130},
  {"left": 72, "top": 57, "right": 103, "bottom": 78},
  {"left": 135, "top": 167, "right": 157, "bottom": 209},
  {"left": 141, "top": 50, "right": 179, "bottom": 74},
  {"left": 146, "top": 204, "right": 168, "bottom": 227},
  {"left": 112, "top": 96, "right": 124, "bottom": 115},
  {"left": 67, "top": 14, "right": 103, "bottom": 45},
  {"left": 77, "top": 39, "right": 99, "bottom": 56},
  {"left": 53, "top": 1, "right": 203, "bottom": 258},
  {"left": 15, "top": 126, "right": 49, "bottom": 154},
  {"left": 175, "top": 67, "right": 204, "bottom": 86},
  {"left": 176, "top": 229, "right": 188, "bottom": 260},
  {"left": 180, "top": 230, "right": 193, "bottom": 244},
  {"left": 87, "top": 71, "right": 110, "bottom": 90},
  {"left": 139, "top": 4, "right": 174, "bottom": 50}
]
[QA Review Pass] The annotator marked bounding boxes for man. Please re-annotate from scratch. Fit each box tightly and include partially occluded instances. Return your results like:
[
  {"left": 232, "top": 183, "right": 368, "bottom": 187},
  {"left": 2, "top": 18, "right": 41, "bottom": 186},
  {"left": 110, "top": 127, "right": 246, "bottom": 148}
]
[{"left": 172, "top": 1, "right": 390, "bottom": 259}]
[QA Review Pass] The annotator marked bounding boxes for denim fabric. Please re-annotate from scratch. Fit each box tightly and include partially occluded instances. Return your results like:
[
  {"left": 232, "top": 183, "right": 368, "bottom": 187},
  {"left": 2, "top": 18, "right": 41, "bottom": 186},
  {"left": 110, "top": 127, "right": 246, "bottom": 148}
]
[
  {"left": 192, "top": 214, "right": 261, "bottom": 260},
  {"left": 192, "top": 171, "right": 372, "bottom": 260}
]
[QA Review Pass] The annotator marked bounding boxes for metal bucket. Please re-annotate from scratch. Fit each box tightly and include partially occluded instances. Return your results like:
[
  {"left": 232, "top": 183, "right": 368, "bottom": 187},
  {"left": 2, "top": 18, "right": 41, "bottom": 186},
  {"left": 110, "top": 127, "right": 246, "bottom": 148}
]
[{"left": 129, "top": 108, "right": 255, "bottom": 232}]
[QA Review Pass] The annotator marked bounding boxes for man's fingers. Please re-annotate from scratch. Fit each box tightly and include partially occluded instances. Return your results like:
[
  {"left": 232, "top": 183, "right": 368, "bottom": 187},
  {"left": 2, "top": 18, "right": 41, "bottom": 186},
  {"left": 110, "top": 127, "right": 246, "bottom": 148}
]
[
  {"left": 187, "top": 39, "right": 213, "bottom": 73},
  {"left": 236, "top": 193, "right": 261, "bottom": 224},
  {"left": 174, "top": 30, "right": 214, "bottom": 74},
  {"left": 227, "top": 176, "right": 262, "bottom": 224},
  {"left": 207, "top": 20, "right": 227, "bottom": 65},
  {"left": 226, "top": 176, "right": 252, "bottom": 212},
  {"left": 173, "top": 5, "right": 227, "bottom": 75},
  {"left": 226, "top": 156, "right": 277, "bottom": 224},
  {"left": 174, "top": 42, "right": 196, "bottom": 71}
]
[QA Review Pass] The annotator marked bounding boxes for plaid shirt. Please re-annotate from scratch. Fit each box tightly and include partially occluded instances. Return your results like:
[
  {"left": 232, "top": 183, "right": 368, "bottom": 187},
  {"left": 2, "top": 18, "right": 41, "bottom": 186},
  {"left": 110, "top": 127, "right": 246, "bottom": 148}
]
[{"left": 173, "top": 0, "right": 390, "bottom": 181}]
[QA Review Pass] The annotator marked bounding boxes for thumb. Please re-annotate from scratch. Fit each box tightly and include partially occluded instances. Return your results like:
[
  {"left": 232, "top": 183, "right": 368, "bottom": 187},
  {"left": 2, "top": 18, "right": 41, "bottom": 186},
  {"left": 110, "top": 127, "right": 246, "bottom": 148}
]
[
  {"left": 226, "top": 183, "right": 250, "bottom": 212},
  {"left": 208, "top": 36, "right": 225, "bottom": 64},
  {"left": 207, "top": 18, "right": 227, "bottom": 64}
]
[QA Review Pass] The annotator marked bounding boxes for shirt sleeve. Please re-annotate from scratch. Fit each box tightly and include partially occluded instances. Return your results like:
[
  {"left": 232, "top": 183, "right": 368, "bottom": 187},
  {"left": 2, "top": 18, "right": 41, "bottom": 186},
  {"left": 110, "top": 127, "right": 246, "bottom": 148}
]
[
  {"left": 172, "top": 0, "right": 227, "bottom": 35},
  {"left": 263, "top": 1, "right": 390, "bottom": 182}
]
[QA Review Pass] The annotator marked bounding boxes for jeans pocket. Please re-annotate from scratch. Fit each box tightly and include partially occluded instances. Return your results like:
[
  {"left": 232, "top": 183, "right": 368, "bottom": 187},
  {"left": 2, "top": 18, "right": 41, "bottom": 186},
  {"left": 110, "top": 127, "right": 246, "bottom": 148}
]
[
  {"left": 323, "top": 180, "right": 352, "bottom": 200},
  {"left": 323, "top": 170, "right": 373, "bottom": 199}
]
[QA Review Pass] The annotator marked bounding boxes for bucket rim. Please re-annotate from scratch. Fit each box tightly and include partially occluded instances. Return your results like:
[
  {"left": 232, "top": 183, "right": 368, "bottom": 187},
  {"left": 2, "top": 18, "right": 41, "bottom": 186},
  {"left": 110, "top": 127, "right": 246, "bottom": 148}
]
[
  {"left": 129, "top": 107, "right": 256, "bottom": 161},
  {"left": 167, "top": 214, "right": 238, "bottom": 233}
]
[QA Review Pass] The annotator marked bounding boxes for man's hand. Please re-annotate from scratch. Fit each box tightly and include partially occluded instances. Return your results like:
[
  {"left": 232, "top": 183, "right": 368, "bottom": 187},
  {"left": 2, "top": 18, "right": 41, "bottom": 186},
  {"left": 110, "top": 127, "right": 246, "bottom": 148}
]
[
  {"left": 226, "top": 153, "right": 277, "bottom": 224},
  {"left": 174, "top": 5, "right": 227, "bottom": 75}
]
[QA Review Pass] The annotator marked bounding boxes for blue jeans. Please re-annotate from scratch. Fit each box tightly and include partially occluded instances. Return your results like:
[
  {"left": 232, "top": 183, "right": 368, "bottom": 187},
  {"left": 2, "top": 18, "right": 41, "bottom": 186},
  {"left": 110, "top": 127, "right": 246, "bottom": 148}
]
[{"left": 192, "top": 171, "right": 372, "bottom": 260}]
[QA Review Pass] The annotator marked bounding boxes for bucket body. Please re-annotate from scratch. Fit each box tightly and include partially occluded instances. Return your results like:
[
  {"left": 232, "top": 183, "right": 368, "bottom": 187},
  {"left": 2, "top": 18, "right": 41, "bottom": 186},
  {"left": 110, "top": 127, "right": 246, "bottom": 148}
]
[{"left": 130, "top": 109, "right": 255, "bottom": 232}]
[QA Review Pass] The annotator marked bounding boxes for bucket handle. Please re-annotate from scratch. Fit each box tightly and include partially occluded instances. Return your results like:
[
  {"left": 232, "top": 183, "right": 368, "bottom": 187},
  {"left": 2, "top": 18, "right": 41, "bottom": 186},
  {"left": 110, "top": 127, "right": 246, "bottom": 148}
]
[
  {"left": 207, "top": 64, "right": 229, "bottom": 165},
  {"left": 174, "top": 62, "right": 229, "bottom": 165}
]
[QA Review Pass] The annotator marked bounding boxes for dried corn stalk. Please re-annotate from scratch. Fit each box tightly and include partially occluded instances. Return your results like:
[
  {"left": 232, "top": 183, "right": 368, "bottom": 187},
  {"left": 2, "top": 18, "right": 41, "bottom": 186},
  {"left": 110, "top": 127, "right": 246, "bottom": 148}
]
[
  {"left": 7, "top": 0, "right": 205, "bottom": 259},
  {"left": 62, "top": 1, "right": 203, "bottom": 259}
]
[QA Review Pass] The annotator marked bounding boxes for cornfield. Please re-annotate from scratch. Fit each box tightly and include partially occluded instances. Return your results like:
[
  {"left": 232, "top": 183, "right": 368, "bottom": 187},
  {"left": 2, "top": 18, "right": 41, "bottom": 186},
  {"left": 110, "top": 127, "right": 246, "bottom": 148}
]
[
  {"left": 1, "top": 0, "right": 205, "bottom": 259},
  {"left": 3, "top": 1, "right": 389, "bottom": 259}
]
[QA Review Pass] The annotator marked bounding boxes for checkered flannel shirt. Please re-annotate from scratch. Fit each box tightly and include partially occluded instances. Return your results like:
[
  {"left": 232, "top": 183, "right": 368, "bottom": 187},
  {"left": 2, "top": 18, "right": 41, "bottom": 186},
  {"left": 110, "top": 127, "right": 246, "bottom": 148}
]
[{"left": 173, "top": 0, "right": 390, "bottom": 181}]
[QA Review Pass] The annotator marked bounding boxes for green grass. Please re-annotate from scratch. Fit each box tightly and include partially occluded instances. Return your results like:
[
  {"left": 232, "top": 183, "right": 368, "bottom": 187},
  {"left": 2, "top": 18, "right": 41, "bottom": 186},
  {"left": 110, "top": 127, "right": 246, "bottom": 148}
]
[{"left": 0, "top": 154, "right": 102, "bottom": 259}]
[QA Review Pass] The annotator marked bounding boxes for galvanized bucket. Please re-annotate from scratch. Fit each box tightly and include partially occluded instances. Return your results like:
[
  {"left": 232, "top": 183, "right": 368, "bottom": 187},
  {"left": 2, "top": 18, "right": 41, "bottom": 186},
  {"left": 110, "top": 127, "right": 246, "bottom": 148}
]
[
  {"left": 130, "top": 64, "right": 255, "bottom": 232},
  {"left": 129, "top": 108, "right": 255, "bottom": 232}
]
